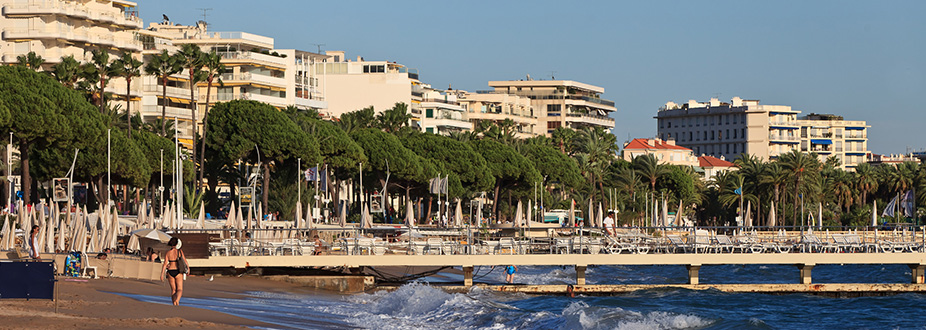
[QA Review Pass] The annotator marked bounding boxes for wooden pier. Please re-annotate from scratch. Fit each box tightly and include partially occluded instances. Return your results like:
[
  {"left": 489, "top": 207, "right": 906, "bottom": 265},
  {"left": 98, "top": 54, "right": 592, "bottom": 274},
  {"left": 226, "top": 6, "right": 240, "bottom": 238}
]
[{"left": 188, "top": 253, "right": 926, "bottom": 287}]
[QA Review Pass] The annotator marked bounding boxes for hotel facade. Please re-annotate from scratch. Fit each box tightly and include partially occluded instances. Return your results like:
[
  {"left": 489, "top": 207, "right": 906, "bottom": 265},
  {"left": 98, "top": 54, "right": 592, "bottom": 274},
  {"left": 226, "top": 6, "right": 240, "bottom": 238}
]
[
  {"left": 485, "top": 80, "right": 616, "bottom": 136},
  {"left": 656, "top": 97, "right": 869, "bottom": 170}
]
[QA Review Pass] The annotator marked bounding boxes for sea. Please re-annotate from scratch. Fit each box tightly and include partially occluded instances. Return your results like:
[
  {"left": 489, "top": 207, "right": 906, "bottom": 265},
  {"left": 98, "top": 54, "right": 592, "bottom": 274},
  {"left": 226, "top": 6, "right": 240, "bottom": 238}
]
[{"left": 119, "top": 264, "right": 926, "bottom": 329}]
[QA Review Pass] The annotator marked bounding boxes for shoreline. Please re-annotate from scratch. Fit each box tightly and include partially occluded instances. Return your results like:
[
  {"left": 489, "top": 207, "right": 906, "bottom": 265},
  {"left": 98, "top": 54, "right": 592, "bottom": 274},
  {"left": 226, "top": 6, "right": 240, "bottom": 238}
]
[{"left": 0, "top": 274, "right": 334, "bottom": 329}]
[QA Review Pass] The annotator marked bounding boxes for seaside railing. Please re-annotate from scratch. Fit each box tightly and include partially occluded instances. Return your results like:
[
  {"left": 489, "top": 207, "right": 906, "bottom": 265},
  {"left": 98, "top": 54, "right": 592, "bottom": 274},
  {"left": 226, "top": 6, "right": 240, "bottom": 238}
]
[{"left": 167, "top": 225, "right": 926, "bottom": 258}]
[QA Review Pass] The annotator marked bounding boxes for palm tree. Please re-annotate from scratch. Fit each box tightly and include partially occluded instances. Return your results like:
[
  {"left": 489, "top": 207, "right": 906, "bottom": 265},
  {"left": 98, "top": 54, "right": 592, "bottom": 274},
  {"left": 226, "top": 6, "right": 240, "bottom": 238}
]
[
  {"left": 780, "top": 150, "right": 821, "bottom": 226},
  {"left": 51, "top": 55, "right": 82, "bottom": 88},
  {"left": 177, "top": 44, "right": 205, "bottom": 187},
  {"left": 854, "top": 163, "right": 878, "bottom": 206},
  {"left": 89, "top": 49, "right": 118, "bottom": 114},
  {"left": 198, "top": 50, "right": 225, "bottom": 187},
  {"left": 551, "top": 126, "right": 577, "bottom": 155},
  {"left": 574, "top": 127, "right": 616, "bottom": 203},
  {"left": 113, "top": 52, "right": 143, "bottom": 138},
  {"left": 144, "top": 50, "right": 182, "bottom": 137},
  {"left": 759, "top": 162, "right": 788, "bottom": 226},
  {"left": 16, "top": 51, "right": 44, "bottom": 70},
  {"left": 376, "top": 102, "right": 412, "bottom": 133}
]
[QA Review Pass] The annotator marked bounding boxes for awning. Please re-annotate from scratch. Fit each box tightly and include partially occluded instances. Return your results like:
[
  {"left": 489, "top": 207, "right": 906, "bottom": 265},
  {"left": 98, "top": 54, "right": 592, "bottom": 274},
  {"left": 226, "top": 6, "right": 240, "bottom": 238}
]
[
  {"left": 810, "top": 139, "right": 832, "bottom": 145},
  {"left": 167, "top": 97, "right": 191, "bottom": 104}
]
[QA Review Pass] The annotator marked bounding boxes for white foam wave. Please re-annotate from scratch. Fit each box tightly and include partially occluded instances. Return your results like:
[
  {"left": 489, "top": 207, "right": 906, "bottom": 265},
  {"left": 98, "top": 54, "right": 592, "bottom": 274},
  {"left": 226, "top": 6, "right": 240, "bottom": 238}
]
[{"left": 560, "top": 301, "right": 713, "bottom": 330}]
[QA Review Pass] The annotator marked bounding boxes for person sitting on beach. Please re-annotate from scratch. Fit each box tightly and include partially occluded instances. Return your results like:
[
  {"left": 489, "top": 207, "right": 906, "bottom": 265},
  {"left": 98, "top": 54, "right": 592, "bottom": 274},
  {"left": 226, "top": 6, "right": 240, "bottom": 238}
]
[
  {"left": 146, "top": 247, "right": 160, "bottom": 263},
  {"left": 313, "top": 235, "right": 325, "bottom": 255},
  {"left": 160, "top": 237, "right": 186, "bottom": 306},
  {"left": 96, "top": 252, "right": 108, "bottom": 260}
]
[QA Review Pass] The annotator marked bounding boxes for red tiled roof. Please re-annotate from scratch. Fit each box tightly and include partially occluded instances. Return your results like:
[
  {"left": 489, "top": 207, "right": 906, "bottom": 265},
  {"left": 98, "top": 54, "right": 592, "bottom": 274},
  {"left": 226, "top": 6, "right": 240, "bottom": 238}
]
[
  {"left": 698, "top": 155, "right": 735, "bottom": 168},
  {"left": 623, "top": 138, "right": 692, "bottom": 151}
]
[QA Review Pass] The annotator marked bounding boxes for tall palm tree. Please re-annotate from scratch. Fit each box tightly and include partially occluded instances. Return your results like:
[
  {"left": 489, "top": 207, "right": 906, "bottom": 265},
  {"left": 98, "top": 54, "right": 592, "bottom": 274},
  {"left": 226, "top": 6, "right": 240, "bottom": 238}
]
[
  {"left": 375, "top": 102, "right": 412, "bottom": 133},
  {"left": 574, "top": 127, "right": 616, "bottom": 203},
  {"left": 177, "top": 44, "right": 205, "bottom": 187},
  {"left": 113, "top": 52, "right": 143, "bottom": 138},
  {"left": 89, "top": 49, "right": 118, "bottom": 114},
  {"left": 759, "top": 162, "right": 788, "bottom": 226},
  {"left": 780, "top": 150, "right": 821, "bottom": 226},
  {"left": 16, "top": 51, "right": 44, "bottom": 70},
  {"left": 198, "top": 50, "right": 225, "bottom": 187},
  {"left": 51, "top": 55, "right": 82, "bottom": 88},
  {"left": 854, "top": 163, "right": 878, "bottom": 206},
  {"left": 144, "top": 50, "right": 182, "bottom": 137}
]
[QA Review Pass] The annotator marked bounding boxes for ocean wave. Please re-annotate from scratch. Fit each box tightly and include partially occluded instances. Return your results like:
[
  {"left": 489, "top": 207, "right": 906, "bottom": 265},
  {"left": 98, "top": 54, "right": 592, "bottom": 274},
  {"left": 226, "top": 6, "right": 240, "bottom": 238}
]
[{"left": 559, "top": 301, "right": 713, "bottom": 330}]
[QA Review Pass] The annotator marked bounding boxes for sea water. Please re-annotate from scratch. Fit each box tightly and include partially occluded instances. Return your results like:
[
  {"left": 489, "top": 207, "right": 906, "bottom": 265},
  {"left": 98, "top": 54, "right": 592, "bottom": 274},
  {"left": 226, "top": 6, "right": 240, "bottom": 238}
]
[{"left": 119, "top": 264, "right": 926, "bottom": 329}]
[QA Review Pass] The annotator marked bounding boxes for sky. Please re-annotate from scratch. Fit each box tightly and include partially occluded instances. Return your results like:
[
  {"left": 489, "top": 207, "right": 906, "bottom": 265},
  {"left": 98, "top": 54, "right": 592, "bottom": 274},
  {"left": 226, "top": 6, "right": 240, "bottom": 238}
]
[{"left": 138, "top": 1, "right": 925, "bottom": 154}]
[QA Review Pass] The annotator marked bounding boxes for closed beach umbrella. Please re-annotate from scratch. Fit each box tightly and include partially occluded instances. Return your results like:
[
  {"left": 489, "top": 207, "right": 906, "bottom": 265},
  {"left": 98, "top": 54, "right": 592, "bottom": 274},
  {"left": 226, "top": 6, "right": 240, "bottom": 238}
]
[
  {"left": 661, "top": 198, "right": 668, "bottom": 228},
  {"left": 295, "top": 200, "right": 303, "bottom": 229},
  {"left": 513, "top": 200, "right": 523, "bottom": 228},
  {"left": 236, "top": 204, "right": 245, "bottom": 230},
  {"left": 57, "top": 213, "right": 67, "bottom": 253},
  {"left": 127, "top": 234, "right": 140, "bottom": 252},
  {"left": 0, "top": 218, "right": 10, "bottom": 250},
  {"left": 361, "top": 203, "right": 372, "bottom": 229},
  {"left": 45, "top": 215, "right": 55, "bottom": 253},
  {"left": 130, "top": 228, "right": 172, "bottom": 243},
  {"left": 306, "top": 200, "right": 315, "bottom": 228},
  {"left": 871, "top": 200, "right": 877, "bottom": 227},
  {"left": 587, "top": 199, "right": 594, "bottom": 228},
  {"left": 475, "top": 201, "right": 483, "bottom": 227},
  {"left": 818, "top": 202, "right": 823, "bottom": 229},
  {"left": 598, "top": 202, "right": 604, "bottom": 228},
  {"left": 196, "top": 203, "right": 206, "bottom": 229},
  {"left": 36, "top": 214, "right": 46, "bottom": 253},
  {"left": 246, "top": 205, "right": 253, "bottom": 230},
  {"left": 454, "top": 199, "right": 463, "bottom": 228},
  {"left": 406, "top": 200, "right": 416, "bottom": 228},
  {"left": 109, "top": 206, "right": 120, "bottom": 250},
  {"left": 745, "top": 201, "right": 752, "bottom": 228},
  {"left": 225, "top": 202, "right": 237, "bottom": 228},
  {"left": 768, "top": 200, "right": 776, "bottom": 227},
  {"left": 675, "top": 200, "right": 683, "bottom": 227},
  {"left": 136, "top": 200, "right": 146, "bottom": 228},
  {"left": 338, "top": 202, "right": 347, "bottom": 227},
  {"left": 569, "top": 199, "right": 575, "bottom": 227}
]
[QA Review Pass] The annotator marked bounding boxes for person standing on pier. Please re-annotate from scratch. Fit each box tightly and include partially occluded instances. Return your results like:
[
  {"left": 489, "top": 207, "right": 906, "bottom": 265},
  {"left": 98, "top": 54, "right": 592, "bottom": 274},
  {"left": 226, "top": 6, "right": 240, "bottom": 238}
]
[{"left": 603, "top": 211, "right": 616, "bottom": 236}]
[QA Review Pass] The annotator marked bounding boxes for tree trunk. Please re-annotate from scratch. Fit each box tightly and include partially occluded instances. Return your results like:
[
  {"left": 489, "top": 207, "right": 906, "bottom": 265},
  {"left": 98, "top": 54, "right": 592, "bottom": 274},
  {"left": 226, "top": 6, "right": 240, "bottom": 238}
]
[
  {"left": 160, "top": 76, "right": 168, "bottom": 137},
  {"left": 99, "top": 76, "right": 107, "bottom": 114},
  {"left": 426, "top": 195, "right": 433, "bottom": 224},
  {"left": 189, "top": 71, "right": 198, "bottom": 191},
  {"left": 793, "top": 177, "right": 801, "bottom": 227},
  {"left": 126, "top": 77, "right": 132, "bottom": 138},
  {"left": 261, "top": 162, "right": 270, "bottom": 214},
  {"left": 198, "top": 78, "right": 212, "bottom": 189},
  {"left": 492, "top": 183, "right": 501, "bottom": 222},
  {"left": 20, "top": 141, "right": 31, "bottom": 205}
]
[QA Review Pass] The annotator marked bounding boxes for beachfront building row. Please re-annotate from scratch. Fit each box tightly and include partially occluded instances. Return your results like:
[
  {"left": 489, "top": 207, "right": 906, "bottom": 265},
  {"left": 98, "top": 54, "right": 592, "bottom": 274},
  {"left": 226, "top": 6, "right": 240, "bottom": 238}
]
[
  {"left": 621, "top": 138, "right": 737, "bottom": 181},
  {"left": 655, "top": 97, "right": 870, "bottom": 171}
]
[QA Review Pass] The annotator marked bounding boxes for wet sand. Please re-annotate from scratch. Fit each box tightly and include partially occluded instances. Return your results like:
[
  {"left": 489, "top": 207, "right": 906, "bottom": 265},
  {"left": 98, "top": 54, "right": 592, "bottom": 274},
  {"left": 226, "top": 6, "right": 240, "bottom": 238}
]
[{"left": 0, "top": 275, "right": 323, "bottom": 329}]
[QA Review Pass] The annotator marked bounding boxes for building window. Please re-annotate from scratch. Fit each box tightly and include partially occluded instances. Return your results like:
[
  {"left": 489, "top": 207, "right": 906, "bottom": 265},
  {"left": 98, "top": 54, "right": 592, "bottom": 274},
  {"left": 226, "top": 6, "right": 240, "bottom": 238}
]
[
  {"left": 362, "top": 65, "right": 385, "bottom": 73},
  {"left": 726, "top": 129, "right": 730, "bottom": 140},
  {"left": 689, "top": 132, "right": 693, "bottom": 141},
  {"left": 426, "top": 127, "right": 434, "bottom": 134},
  {"left": 547, "top": 121, "right": 561, "bottom": 129},
  {"left": 547, "top": 104, "right": 561, "bottom": 113},
  {"left": 741, "top": 128, "right": 745, "bottom": 139},
  {"left": 733, "top": 129, "right": 737, "bottom": 139},
  {"left": 667, "top": 121, "right": 672, "bottom": 128},
  {"left": 726, "top": 144, "right": 730, "bottom": 154},
  {"left": 426, "top": 109, "right": 433, "bottom": 118},
  {"left": 704, "top": 131, "right": 708, "bottom": 140}
]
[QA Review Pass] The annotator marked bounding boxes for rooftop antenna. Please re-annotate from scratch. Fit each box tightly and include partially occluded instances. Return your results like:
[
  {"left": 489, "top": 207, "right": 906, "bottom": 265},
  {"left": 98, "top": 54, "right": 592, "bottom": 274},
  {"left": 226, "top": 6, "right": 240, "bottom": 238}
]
[
  {"left": 712, "top": 92, "right": 722, "bottom": 99},
  {"left": 196, "top": 8, "right": 212, "bottom": 25},
  {"left": 550, "top": 71, "right": 557, "bottom": 80},
  {"left": 311, "top": 43, "right": 326, "bottom": 54}
]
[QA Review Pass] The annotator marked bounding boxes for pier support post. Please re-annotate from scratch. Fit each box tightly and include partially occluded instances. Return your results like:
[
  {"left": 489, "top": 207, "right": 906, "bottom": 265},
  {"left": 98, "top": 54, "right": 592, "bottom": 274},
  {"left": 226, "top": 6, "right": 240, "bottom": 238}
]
[
  {"left": 909, "top": 264, "right": 925, "bottom": 284},
  {"left": 463, "top": 265, "right": 473, "bottom": 287},
  {"left": 686, "top": 264, "right": 701, "bottom": 285},
  {"left": 575, "top": 265, "right": 587, "bottom": 286},
  {"left": 797, "top": 264, "right": 814, "bottom": 284}
]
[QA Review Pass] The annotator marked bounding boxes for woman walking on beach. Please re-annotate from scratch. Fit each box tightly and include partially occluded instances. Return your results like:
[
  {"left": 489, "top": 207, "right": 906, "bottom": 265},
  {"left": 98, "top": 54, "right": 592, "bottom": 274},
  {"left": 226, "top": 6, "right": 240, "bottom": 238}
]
[{"left": 160, "top": 237, "right": 185, "bottom": 306}]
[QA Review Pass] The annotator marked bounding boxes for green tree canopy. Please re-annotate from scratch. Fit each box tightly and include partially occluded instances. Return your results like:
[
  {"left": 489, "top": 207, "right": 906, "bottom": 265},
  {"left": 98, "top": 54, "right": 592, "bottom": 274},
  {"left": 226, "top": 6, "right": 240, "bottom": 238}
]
[
  {"left": 469, "top": 138, "right": 541, "bottom": 220},
  {"left": 398, "top": 130, "right": 494, "bottom": 197}
]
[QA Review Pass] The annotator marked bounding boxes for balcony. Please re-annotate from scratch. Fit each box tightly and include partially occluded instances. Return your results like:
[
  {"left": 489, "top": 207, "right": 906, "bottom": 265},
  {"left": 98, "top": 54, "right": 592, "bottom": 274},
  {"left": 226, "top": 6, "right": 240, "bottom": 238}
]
[
  {"left": 241, "top": 92, "right": 286, "bottom": 106},
  {"left": 564, "top": 112, "right": 614, "bottom": 128},
  {"left": 466, "top": 111, "right": 537, "bottom": 125},
  {"left": 564, "top": 96, "right": 616, "bottom": 111},
  {"left": 768, "top": 121, "right": 799, "bottom": 127},
  {"left": 3, "top": 2, "right": 141, "bottom": 28},
  {"left": 423, "top": 117, "right": 472, "bottom": 131},
  {"left": 220, "top": 72, "right": 286, "bottom": 88},
  {"left": 294, "top": 97, "right": 327, "bottom": 110},
  {"left": 218, "top": 51, "right": 287, "bottom": 69},
  {"left": 844, "top": 133, "right": 867, "bottom": 140},
  {"left": 768, "top": 134, "right": 799, "bottom": 142}
]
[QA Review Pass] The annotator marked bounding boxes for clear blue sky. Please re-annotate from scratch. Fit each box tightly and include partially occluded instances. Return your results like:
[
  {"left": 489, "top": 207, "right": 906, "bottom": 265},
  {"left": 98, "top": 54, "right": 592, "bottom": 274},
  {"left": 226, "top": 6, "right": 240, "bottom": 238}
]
[{"left": 138, "top": 1, "right": 925, "bottom": 154}]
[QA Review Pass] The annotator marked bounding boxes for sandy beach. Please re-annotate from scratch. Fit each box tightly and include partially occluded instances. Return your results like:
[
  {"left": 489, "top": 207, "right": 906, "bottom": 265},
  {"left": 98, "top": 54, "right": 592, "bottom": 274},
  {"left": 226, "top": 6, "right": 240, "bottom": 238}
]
[{"left": 0, "top": 275, "right": 324, "bottom": 330}]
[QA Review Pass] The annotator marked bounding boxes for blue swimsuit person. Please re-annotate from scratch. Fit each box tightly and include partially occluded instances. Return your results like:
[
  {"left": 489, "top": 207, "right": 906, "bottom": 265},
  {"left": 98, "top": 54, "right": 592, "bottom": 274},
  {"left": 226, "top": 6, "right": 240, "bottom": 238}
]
[{"left": 505, "top": 265, "right": 518, "bottom": 283}]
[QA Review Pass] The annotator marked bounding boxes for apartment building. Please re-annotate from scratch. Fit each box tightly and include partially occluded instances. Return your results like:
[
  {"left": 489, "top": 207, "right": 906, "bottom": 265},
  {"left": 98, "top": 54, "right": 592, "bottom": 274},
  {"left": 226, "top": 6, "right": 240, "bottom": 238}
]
[
  {"left": 457, "top": 90, "right": 538, "bottom": 138},
  {"left": 417, "top": 87, "right": 471, "bottom": 135},
  {"left": 657, "top": 97, "right": 870, "bottom": 170},
  {"left": 317, "top": 51, "right": 422, "bottom": 122},
  {"left": 656, "top": 97, "right": 801, "bottom": 161},
  {"left": 485, "top": 80, "right": 616, "bottom": 136},
  {"left": 145, "top": 22, "right": 327, "bottom": 145},
  {"left": 1, "top": 0, "right": 145, "bottom": 122},
  {"left": 1, "top": 0, "right": 142, "bottom": 66},
  {"left": 798, "top": 113, "right": 869, "bottom": 170}
]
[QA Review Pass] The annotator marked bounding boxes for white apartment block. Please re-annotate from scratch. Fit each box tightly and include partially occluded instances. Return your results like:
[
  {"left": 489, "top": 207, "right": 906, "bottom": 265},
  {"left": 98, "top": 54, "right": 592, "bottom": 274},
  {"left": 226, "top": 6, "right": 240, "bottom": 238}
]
[
  {"left": 316, "top": 51, "right": 422, "bottom": 122},
  {"left": 798, "top": 113, "right": 869, "bottom": 170},
  {"left": 656, "top": 97, "right": 869, "bottom": 170},
  {"left": 457, "top": 90, "right": 538, "bottom": 138},
  {"left": 486, "top": 80, "right": 616, "bottom": 136},
  {"left": 418, "top": 87, "right": 471, "bottom": 135}
]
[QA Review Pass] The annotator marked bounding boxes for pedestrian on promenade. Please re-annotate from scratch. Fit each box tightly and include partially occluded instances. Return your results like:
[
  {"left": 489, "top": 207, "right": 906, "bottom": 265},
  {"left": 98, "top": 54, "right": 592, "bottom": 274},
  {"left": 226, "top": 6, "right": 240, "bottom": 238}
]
[{"left": 603, "top": 211, "right": 616, "bottom": 236}]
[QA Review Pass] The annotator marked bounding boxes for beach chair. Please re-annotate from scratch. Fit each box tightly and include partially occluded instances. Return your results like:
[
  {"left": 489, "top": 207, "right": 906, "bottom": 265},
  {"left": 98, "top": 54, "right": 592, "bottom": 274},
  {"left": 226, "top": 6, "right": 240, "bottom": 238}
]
[
  {"left": 357, "top": 237, "right": 374, "bottom": 255},
  {"left": 372, "top": 238, "right": 387, "bottom": 255},
  {"left": 666, "top": 235, "right": 690, "bottom": 253},
  {"left": 426, "top": 238, "right": 444, "bottom": 255},
  {"left": 499, "top": 237, "right": 517, "bottom": 254},
  {"left": 281, "top": 239, "right": 302, "bottom": 255},
  {"left": 713, "top": 235, "right": 736, "bottom": 253}
]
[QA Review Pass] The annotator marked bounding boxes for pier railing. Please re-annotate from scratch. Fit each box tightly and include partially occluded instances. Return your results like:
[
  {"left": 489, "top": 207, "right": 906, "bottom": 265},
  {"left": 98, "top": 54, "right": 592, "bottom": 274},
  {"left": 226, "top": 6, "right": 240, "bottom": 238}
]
[{"left": 170, "top": 225, "right": 926, "bottom": 258}]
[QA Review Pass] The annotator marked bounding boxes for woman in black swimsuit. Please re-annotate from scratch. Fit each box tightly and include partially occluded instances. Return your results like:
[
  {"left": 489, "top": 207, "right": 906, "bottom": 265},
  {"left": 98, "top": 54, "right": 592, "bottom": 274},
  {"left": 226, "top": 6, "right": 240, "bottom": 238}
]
[{"left": 160, "top": 237, "right": 184, "bottom": 306}]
